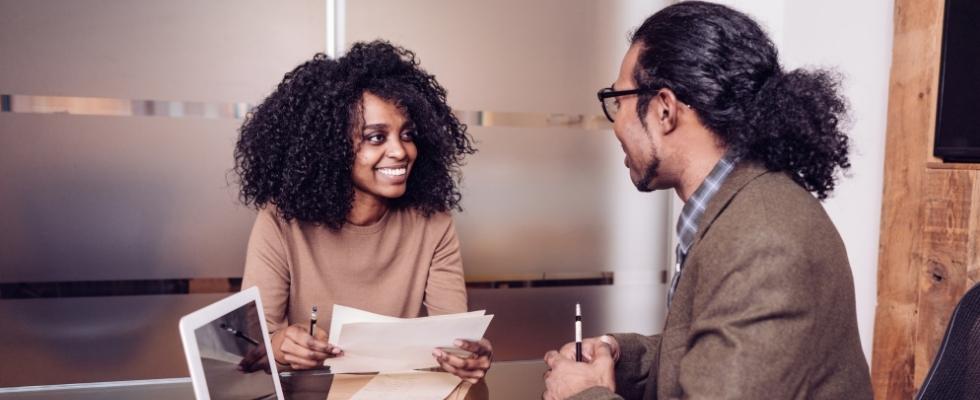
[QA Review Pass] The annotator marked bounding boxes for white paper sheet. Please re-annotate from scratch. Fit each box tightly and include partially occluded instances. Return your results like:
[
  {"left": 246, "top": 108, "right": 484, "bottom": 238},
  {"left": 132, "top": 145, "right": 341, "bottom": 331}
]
[
  {"left": 328, "top": 306, "right": 401, "bottom": 345},
  {"left": 324, "top": 305, "right": 492, "bottom": 373},
  {"left": 328, "top": 305, "right": 487, "bottom": 344},
  {"left": 350, "top": 371, "right": 462, "bottom": 400}
]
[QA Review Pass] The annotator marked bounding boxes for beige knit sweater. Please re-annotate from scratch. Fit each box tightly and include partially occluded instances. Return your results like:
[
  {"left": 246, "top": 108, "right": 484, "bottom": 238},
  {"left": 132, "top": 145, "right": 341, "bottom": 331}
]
[{"left": 241, "top": 207, "right": 468, "bottom": 338}]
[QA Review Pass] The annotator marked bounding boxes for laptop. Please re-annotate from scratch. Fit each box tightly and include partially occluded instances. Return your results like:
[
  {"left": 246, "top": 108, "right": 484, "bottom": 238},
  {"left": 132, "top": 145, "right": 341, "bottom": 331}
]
[{"left": 179, "top": 287, "right": 285, "bottom": 400}]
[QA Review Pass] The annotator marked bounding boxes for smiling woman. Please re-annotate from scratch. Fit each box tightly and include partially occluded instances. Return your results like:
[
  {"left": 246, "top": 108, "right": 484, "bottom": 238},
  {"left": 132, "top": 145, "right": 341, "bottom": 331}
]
[
  {"left": 231, "top": 41, "right": 491, "bottom": 383},
  {"left": 348, "top": 93, "right": 419, "bottom": 225}
]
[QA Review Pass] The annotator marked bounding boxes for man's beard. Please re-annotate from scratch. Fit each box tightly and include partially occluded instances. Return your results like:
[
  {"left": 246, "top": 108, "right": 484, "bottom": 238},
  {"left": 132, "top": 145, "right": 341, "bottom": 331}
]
[{"left": 633, "top": 156, "right": 661, "bottom": 192}]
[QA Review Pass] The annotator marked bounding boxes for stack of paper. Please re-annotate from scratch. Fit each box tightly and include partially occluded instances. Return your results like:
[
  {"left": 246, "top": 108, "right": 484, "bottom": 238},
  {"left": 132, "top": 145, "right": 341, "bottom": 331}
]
[
  {"left": 324, "top": 305, "right": 493, "bottom": 374},
  {"left": 348, "top": 371, "right": 463, "bottom": 400}
]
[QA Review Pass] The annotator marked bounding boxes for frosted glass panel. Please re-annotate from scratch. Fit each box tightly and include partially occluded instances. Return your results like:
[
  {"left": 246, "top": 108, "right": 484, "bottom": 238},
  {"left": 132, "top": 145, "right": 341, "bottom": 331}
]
[
  {"left": 0, "top": 114, "right": 255, "bottom": 282},
  {"left": 347, "top": 0, "right": 672, "bottom": 280},
  {"left": 0, "top": 0, "right": 325, "bottom": 282},
  {"left": 0, "top": 0, "right": 325, "bottom": 102},
  {"left": 346, "top": 0, "right": 608, "bottom": 115},
  {"left": 455, "top": 127, "right": 611, "bottom": 277}
]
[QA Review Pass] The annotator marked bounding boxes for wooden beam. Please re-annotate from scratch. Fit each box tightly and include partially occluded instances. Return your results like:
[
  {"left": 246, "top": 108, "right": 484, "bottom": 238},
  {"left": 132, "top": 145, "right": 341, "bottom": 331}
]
[
  {"left": 912, "top": 170, "right": 972, "bottom": 386},
  {"left": 872, "top": 0, "right": 945, "bottom": 398},
  {"left": 970, "top": 172, "right": 980, "bottom": 284},
  {"left": 871, "top": 303, "right": 917, "bottom": 398}
]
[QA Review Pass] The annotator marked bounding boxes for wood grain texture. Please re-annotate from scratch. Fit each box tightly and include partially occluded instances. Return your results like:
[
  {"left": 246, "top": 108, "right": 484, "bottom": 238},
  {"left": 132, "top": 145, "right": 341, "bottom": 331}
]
[
  {"left": 871, "top": 302, "right": 917, "bottom": 398},
  {"left": 323, "top": 374, "right": 473, "bottom": 400},
  {"left": 926, "top": 162, "right": 980, "bottom": 171},
  {"left": 872, "top": 0, "right": 946, "bottom": 398},
  {"left": 970, "top": 172, "right": 980, "bottom": 285},
  {"left": 912, "top": 170, "right": 973, "bottom": 387}
]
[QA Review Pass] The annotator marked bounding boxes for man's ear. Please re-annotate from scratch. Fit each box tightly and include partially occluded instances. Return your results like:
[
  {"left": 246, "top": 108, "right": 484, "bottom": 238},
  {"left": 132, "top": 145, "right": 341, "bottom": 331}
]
[{"left": 654, "top": 89, "right": 681, "bottom": 134}]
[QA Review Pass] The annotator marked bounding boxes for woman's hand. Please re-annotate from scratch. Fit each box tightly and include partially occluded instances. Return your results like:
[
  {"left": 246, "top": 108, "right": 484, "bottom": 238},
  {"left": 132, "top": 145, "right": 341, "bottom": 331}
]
[
  {"left": 432, "top": 338, "right": 493, "bottom": 384},
  {"left": 270, "top": 324, "right": 343, "bottom": 370},
  {"left": 238, "top": 342, "right": 271, "bottom": 373}
]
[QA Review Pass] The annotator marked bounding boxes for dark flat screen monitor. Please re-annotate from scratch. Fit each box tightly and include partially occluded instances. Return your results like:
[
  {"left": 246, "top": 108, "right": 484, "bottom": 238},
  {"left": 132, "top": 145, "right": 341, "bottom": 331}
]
[{"left": 934, "top": 0, "right": 980, "bottom": 162}]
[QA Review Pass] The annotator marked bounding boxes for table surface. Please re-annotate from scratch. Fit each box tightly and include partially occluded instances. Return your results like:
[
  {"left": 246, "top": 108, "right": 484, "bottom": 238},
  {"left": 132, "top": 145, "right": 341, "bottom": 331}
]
[
  {"left": 0, "top": 284, "right": 665, "bottom": 388},
  {"left": 0, "top": 360, "right": 548, "bottom": 400}
]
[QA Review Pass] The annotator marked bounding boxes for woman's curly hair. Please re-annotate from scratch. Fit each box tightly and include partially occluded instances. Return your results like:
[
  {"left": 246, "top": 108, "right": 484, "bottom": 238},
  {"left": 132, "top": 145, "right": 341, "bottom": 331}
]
[
  {"left": 233, "top": 40, "right": 476, "bottom": 229},
  {"left": 631, "top": 1, "right": 850, "bottom": 199}
]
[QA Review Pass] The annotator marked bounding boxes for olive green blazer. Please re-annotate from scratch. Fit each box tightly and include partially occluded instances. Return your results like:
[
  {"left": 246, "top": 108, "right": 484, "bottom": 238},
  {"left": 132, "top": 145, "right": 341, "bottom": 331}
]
[{"left": 572, "top": 163, "right": 873, "bottom": 400}]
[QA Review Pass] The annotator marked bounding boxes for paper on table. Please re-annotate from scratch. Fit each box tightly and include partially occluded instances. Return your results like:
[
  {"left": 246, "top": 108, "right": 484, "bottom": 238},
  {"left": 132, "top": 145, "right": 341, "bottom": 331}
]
[
  {"left": 325, "top": 305, "right": 493, "bottom": 373},
  {"left": 328, "top": 305, "right": 399, "bottom": 345},
  {"left": 328, "top": 305, "right": 486, "bottom": 344},
  {"left": 350, "top": 371, "right": 462, "bottom": 400}
]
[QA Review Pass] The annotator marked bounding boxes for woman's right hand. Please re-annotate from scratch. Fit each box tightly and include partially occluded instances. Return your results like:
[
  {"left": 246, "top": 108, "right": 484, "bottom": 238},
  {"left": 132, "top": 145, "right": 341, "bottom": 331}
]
[{"left": 270, "top": 324, "right": 343, "bottom": 370}]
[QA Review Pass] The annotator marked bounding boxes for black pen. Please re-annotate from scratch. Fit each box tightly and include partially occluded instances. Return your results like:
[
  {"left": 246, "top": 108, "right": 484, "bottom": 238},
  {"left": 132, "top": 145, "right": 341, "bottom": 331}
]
[
  {"left": 575, "top": 303, "right": 583, "bottom": 362},
  {"left": 309, "top": 305, "right": 318, "bottom": 336}
]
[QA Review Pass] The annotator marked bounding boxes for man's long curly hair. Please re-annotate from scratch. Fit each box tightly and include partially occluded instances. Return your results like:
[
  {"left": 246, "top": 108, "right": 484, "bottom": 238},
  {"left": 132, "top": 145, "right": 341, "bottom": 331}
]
[
  {"left": 632, "top": 2, "right": 850, "bottom": 199},
  {"left": 233, "top": 41, "right": 476, "bottom": 229}
]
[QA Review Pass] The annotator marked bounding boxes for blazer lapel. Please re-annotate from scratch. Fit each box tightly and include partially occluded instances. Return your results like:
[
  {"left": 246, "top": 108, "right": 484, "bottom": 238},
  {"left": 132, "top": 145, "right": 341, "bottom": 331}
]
[{"left": 688, "top": 162, "right": 769, "bottom": 251}]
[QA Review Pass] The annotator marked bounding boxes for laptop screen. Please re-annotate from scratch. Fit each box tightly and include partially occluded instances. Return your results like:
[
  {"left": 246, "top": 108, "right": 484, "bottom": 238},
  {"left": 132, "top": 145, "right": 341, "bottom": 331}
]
[{"left": 193, "top": 300, "right": 278, "bottom": 400}]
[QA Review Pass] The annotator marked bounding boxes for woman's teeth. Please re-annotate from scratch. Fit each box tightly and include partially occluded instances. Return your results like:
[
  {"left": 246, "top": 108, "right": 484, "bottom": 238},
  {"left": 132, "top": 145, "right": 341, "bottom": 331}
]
[{"left": 378, "top": 167, "right": 407, "bottom": 176}]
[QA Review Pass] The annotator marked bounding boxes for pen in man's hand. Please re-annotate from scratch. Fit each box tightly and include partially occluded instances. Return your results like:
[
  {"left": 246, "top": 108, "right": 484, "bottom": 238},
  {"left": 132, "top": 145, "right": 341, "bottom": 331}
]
[
  {"left": 575, "top": 302, "right": 583, "bottom": 362},
  {"left": 309, "top": 305, "right": 318, "bottom": 336}
]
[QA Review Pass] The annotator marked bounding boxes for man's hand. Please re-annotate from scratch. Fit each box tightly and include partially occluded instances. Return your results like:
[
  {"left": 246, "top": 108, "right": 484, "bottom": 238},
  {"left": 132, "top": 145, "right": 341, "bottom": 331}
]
[
  {"left": 558, "top": 335, "right": 620, "bottom": 363},
  {"left": 270, "top": 324, "right": 342, "bottom": 370},
  {"left": 543, "top": 340, "right": 616, "bottom": 400}
]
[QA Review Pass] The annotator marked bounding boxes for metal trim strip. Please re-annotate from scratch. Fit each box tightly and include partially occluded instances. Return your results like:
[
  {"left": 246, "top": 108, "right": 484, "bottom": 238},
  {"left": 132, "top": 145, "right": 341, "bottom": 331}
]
[
  {"left": 0, "top": 94, "right": 251, "bottom": 120},
  {"left": 0, "top": 94, "right": 612, "bottom": 129},
  {"left": 0, "top": 274, "right": 613, "bottom": 299}
]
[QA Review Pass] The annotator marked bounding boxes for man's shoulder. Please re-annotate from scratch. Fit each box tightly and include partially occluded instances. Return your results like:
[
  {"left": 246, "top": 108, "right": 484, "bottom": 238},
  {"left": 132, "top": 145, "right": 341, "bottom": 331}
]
[
  {"left": 696, "top": 169, "right": 844, "bottom": 264},
  {"left": 721, "top": 170, "right": 831, "bottom": 234},
  {"left": 684, "top": 167, "right": 853, "bottom": 298}
]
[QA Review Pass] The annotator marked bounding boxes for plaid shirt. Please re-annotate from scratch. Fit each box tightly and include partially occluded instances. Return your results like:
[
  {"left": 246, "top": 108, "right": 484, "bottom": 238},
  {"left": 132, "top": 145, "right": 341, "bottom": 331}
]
[{"left": 667, "top": 153, "right": 738, "bottom": 307}]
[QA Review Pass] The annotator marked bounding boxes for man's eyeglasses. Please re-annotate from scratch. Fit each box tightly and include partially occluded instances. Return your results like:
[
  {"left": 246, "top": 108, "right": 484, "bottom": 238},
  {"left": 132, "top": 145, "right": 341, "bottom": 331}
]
[
  {"left": 597, "top": 87, "right": 691, "bottom": 122},
  {"left": 596, "top": 87, "right": 651, "bottom": 123}
]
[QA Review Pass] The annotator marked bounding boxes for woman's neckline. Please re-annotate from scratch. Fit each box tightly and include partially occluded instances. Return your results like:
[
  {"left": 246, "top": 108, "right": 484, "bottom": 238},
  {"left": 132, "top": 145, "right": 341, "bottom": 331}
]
[{"left": 341, "top": 208, "right": 392, "bottom": 234}]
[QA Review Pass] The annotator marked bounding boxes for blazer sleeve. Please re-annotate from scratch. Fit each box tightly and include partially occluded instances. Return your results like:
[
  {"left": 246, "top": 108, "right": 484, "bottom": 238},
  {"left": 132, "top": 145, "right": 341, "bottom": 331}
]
[
  {"left": 240, "top": 209, "right": 292, "bottom": 334},
  {"left": 678, "top": 233, "right": 822, "bottom": 399},
  {"left": 568, "top": 387, "right": 625, "bottom": 400},
  {"left": 422, "top": 215, "right": 468, "bottom": 315}
]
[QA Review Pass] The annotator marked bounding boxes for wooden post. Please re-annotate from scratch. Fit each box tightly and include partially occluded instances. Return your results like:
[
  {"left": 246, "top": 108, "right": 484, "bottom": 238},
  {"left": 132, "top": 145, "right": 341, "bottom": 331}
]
[{"left": 872, "top": 0, "right": 945, "bottom": 398}]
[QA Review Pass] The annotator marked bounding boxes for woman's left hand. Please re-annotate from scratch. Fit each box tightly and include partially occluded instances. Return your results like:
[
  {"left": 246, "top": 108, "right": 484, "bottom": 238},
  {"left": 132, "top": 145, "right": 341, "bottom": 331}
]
[{"left": 432, "top": 338, "right": 493, "bottom": 384}]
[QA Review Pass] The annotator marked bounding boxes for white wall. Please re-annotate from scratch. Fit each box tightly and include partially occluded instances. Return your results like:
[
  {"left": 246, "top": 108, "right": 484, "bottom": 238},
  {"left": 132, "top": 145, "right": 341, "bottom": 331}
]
[
  {"left": 784, "top": 0, "right": 892, "bottom": 365},
  {"left": 600, "top": 0, "right": 675, "bottom": 334},
  {"left": 709, "top": 0, "right": 893, "bottom": 363}
]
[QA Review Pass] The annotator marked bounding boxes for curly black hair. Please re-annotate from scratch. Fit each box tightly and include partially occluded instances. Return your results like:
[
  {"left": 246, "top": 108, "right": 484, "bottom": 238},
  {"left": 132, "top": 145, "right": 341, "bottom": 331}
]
[
  {"left": 233, "top": 40, "right": 476, "bottom": 229},
  {"left": 631, "top": 1, "right": 850, "bottom": 199}
]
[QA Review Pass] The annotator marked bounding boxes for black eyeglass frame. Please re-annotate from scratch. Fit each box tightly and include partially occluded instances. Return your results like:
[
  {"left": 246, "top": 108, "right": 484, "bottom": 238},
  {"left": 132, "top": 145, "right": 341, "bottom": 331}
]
[{"left": 596, "top": 87, "right": 656, "bottom": 122}]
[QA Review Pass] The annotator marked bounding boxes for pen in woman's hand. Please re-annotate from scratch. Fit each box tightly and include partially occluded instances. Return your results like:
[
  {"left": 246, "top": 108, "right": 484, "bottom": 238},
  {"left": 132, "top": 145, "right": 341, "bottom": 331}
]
[
  {"left": 575, "top": 303, "right": 582, "bottom": 362},
  {"left": 309, "top": 305, "right": 318, "bottom": 336}
]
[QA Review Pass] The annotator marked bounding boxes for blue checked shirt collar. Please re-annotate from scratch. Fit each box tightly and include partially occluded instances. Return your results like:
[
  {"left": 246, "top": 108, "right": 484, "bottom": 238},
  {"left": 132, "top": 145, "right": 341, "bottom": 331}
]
[
  {"left": 676, "top": 153, "right": 738, "bottom": 260},
  {"left": 668, "top": 153, "right": 738, "bottom": 307}
]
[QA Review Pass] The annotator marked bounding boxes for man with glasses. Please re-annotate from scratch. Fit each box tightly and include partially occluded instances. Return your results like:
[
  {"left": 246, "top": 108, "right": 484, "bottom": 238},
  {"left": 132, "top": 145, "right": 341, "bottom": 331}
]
[{"left": 541, "top": 2, "right": 872, "bottom": 399}]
